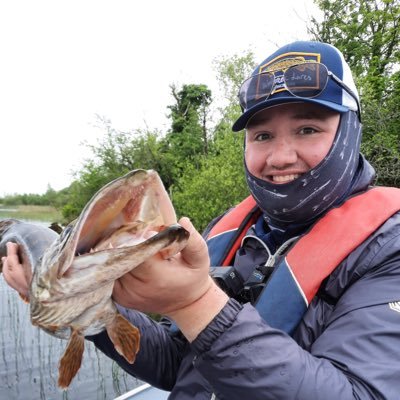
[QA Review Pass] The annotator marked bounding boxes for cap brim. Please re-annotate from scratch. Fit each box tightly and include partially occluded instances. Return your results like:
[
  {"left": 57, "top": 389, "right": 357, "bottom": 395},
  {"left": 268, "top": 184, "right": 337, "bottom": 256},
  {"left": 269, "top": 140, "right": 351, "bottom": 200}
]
[{"left": 232, "top": 97, "right": 349, "bottom": 132}]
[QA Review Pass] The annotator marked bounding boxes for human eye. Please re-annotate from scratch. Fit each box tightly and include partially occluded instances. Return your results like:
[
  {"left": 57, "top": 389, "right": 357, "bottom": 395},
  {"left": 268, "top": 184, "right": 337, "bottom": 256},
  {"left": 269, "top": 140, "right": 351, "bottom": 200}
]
[
  {"left": 254, "top": 132, "right": 272, "bottom": 141},
  {"left": 298, "top": 126, "right": 318, "bottom": 135}
]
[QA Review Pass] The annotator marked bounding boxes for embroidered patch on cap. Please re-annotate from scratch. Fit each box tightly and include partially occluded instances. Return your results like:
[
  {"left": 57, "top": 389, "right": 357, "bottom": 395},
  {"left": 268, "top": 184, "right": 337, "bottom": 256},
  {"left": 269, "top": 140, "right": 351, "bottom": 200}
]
[
  {"left": 259, "top": 52, "right": 321, "bottom": 73},
  {"left": 259, "top": 52, "right": 321, "bottom": 96}
]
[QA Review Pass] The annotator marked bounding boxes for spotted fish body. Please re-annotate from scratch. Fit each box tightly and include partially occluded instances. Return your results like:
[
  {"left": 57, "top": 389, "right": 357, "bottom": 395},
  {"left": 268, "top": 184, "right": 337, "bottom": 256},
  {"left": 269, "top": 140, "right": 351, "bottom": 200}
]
[{"left": 0, "top": 170, "right": 189, "bottom": 388}]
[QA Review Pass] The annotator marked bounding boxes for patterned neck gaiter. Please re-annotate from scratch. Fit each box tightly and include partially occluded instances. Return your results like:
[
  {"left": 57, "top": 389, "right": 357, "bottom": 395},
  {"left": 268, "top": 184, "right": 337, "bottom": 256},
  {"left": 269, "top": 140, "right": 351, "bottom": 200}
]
[{"left": 245, "top": 111, "right": 362, "bottom": 228}]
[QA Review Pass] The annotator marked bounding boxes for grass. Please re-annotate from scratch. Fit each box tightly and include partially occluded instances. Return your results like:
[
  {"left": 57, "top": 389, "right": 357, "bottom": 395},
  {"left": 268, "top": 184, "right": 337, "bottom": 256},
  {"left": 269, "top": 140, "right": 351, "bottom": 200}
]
[{"left": 0, "top": 205, "right": 62, "bottom": 223}]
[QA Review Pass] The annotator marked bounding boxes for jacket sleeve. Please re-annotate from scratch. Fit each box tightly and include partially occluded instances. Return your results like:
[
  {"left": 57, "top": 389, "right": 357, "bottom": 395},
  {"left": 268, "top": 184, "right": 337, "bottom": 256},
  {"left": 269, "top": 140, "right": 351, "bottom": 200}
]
[
  {"left": 191, "top": 299, "right": 357, "bottom": 400},
  {"left": 86, "top": 305, "right": 189, "bottom": 391},
  {"left": 190, "top": 228, "right": 400, "bottom": 399}
]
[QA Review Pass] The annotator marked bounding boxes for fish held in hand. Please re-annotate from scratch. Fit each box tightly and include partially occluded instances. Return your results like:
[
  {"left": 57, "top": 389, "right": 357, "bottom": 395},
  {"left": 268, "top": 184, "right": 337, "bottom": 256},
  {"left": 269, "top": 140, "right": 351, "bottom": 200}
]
[{"left": 0, "top": 169, "right": 189, "bottom": 389}]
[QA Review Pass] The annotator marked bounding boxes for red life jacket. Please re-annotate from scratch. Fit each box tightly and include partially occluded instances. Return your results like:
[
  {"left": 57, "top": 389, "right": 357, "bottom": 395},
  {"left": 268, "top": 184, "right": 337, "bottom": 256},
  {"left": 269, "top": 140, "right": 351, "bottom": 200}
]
[{"left": 205, "top": 187, "right": 400, "bottom": 334}]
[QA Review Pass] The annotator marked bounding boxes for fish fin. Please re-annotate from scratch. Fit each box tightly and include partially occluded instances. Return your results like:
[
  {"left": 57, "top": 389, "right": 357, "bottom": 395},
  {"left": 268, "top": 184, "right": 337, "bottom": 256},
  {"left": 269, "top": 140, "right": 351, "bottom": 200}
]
[
  {"left": 18, "top": 293, "right": 30, "bottom": 303},
  {"left": 58, "top": 329, "right": 84, "bottom": 389},
  {"left": 106, "top": 313, "right": 140, "bottom": 364}
]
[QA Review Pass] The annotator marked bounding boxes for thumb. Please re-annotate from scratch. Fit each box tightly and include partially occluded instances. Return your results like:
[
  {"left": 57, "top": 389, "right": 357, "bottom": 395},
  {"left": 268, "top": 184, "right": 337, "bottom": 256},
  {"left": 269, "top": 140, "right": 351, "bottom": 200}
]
[
  {"left": 6, "top": 241, "right": 19, "bottom": 257},
  {"left": 3, "top": 242, "right": 30, "bottom": 299},
  {"left": 178, "top": 217, "right": 209, "bottom": 269}
]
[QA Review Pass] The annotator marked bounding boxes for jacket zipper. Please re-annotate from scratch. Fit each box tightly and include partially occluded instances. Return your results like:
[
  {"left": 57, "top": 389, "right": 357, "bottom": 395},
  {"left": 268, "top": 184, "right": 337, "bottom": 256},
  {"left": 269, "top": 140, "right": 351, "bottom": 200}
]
[{"left": 264, "top": 236, "right": 300, "bottom": 268}]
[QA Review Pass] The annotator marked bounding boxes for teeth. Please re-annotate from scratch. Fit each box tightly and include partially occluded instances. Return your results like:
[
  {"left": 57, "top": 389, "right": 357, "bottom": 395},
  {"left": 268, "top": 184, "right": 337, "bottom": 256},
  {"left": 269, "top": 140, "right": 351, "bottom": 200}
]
[
  {"left": 90, "top": 248, "right": 95, "bottom": 253},
  {"left": 273, "top": 174, "right": 300, "bottom": 183}
]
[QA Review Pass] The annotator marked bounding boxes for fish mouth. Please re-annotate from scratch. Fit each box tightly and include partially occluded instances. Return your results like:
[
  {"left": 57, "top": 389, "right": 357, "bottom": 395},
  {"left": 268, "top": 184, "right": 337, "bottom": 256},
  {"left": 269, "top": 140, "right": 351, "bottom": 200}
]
[{"left": 56, "top": 169, "right": 182, "bottom": 278}]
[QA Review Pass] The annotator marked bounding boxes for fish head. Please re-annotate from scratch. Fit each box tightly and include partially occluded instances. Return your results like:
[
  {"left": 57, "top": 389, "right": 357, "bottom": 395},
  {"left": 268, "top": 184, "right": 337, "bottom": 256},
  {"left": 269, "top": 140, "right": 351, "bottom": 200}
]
[{"left": 36, "top": 169, "right": 186, "bottom": 288}]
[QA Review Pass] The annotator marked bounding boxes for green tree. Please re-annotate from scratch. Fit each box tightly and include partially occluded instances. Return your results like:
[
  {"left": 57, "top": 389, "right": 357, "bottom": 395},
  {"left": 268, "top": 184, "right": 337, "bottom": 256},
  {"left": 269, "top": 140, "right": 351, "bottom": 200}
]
[
  {"left": 309, "top": 0, "right": 400, "bottom": 186},
  {"left": 168, "top": 84, "right": 212, "bottom": 152},
  {"left": 163, "top": 84, "right": 212, "bottom": 182},
  {"left": 310, "top": 0, "right": 400, "bottom": 96},
  {"left": 213, "top": 52, "right": 255, "bottom": 129},
  {"left": 173, "top": 131, "right": 248, "bottom": 232},
  {"left": 172, "top": 53, "right": 254, "bottom": 230}
]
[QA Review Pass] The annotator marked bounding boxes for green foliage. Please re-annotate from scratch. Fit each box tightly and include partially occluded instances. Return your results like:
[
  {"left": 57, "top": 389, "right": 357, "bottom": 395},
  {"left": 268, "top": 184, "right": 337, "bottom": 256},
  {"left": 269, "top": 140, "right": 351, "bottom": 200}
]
[
  {"left": 310, "top": 0, "right": 400, "bottom": 187},
  {"left": 164, "top": 84, "right": 212, "bottom": 182},
  {"left": 172, "top": 131, "right": 248, "bottom": 232},
  {"left": 213, "top": 52, "right": 255, "bottom": 105},
  {"left": 168, "top": 84, "right": 212, "bottom": 136},
  {"left": 1, "top": 185, "right": 65, "bottom": 208},
  {"left": 310, "top": 1, "right": 400, "bottom": 83},
  {"left": 213, "top": 52, "right": 255, "bottom": 128},
  {"left": 170, "top": 56, "right": 254, "bottom": 230},
  {"left": 361, "top": 129, "right": 400, "bottom": 186}
]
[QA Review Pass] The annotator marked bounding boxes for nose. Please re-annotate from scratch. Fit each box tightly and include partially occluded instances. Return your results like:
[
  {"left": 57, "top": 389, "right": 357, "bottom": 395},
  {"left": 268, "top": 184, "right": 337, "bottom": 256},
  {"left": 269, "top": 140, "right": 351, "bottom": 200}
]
[{"left": 266, "top": 137, "right": 298, "bottom": 168}]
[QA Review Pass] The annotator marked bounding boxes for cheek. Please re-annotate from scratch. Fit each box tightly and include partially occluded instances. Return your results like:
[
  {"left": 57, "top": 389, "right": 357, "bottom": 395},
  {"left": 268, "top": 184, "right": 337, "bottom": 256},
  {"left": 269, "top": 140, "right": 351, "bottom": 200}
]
[
  {"left": 245, "top": 144, "right": 265, "bottom": 176},
  {"left": 303, "top": 135, "right": 336, "bottom": 168}
]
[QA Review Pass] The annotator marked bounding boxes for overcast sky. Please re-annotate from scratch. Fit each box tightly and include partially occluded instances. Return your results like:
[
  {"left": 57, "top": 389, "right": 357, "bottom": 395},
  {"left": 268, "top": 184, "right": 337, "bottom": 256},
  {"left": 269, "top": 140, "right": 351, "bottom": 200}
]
[{"left": 0, "top": 0, "right": 319, "bottom": 196}]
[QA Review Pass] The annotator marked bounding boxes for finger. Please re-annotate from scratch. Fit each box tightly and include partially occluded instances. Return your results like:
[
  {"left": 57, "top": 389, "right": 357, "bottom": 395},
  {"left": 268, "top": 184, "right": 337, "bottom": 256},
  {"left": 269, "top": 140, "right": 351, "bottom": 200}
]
[
  {"left": 4, "top": 242, "right": 22, "bottom": 272},
  {"left": 113, "top": 275, "right": 145, "bottom": 308},
  {"left": 6, "top": 242, "right": 19, "bottom": 258},
  {"left": 3, "top": 257, "right": 26, "bottom": 294},
  {"left": 178, "top": 217, "right": 209, "bottom": 269},
  {"left": 1, "top": 256, "right": 6, "bottom": 271},
  {"left": 3, "top": 243, "right": 30, "bottom": 298},
  {"left": 2, "top": 257, "right": 14, "bottom": 285}
]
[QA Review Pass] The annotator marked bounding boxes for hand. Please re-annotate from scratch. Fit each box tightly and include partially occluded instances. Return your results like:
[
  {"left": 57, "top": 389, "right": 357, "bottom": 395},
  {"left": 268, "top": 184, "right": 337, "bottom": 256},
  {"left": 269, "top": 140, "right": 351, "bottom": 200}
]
[
  {"left": 1, "top": 242, "right": 31, "bottom": 301},
  {"left": 113, "top": 217, "right": 229, "bottom": 341},
  {"left": 113, "top": 217, "right": 211, "bottom": 315}
]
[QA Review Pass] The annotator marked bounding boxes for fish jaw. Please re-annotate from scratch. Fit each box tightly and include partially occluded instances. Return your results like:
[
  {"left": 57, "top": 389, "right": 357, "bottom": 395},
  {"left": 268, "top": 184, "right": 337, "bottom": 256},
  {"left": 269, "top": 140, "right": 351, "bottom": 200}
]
[{"left": 43, "top": 169, "right": 177, "bottom": 280}]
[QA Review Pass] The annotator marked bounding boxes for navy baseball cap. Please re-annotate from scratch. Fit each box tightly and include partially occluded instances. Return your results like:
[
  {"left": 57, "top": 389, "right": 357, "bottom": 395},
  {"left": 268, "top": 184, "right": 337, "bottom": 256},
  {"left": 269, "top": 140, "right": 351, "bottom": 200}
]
[{"left": 232, "top": 41, "right": 360, "bottom": 132}]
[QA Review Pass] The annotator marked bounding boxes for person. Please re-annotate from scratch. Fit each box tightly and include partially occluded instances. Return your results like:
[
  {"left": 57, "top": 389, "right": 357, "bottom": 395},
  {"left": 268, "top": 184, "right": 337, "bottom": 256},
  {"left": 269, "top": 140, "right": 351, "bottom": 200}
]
[{"left": 4, "top": 41, "right": 400, "bottom": 399}]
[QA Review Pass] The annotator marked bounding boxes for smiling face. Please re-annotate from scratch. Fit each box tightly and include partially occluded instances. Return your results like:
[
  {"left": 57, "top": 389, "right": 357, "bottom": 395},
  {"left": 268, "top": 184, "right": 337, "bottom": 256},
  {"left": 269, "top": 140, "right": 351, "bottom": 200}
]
[{"left": 245, "top": 103, "right": 340, "bottom": 184}]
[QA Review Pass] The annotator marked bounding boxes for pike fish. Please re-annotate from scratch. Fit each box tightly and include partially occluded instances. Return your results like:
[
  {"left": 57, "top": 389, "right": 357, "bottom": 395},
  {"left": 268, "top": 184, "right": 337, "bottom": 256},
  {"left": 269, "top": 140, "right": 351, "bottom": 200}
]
[{"left": 0, "top": 169, "right": 189, "bottom": 389}]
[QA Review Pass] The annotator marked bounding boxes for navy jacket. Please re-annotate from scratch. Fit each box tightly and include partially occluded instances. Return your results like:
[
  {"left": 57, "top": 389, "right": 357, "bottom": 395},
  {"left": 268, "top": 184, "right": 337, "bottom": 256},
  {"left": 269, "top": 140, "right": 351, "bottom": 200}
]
[{"left": 88, "top": 159, "right": 400, "bottom": 399}]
